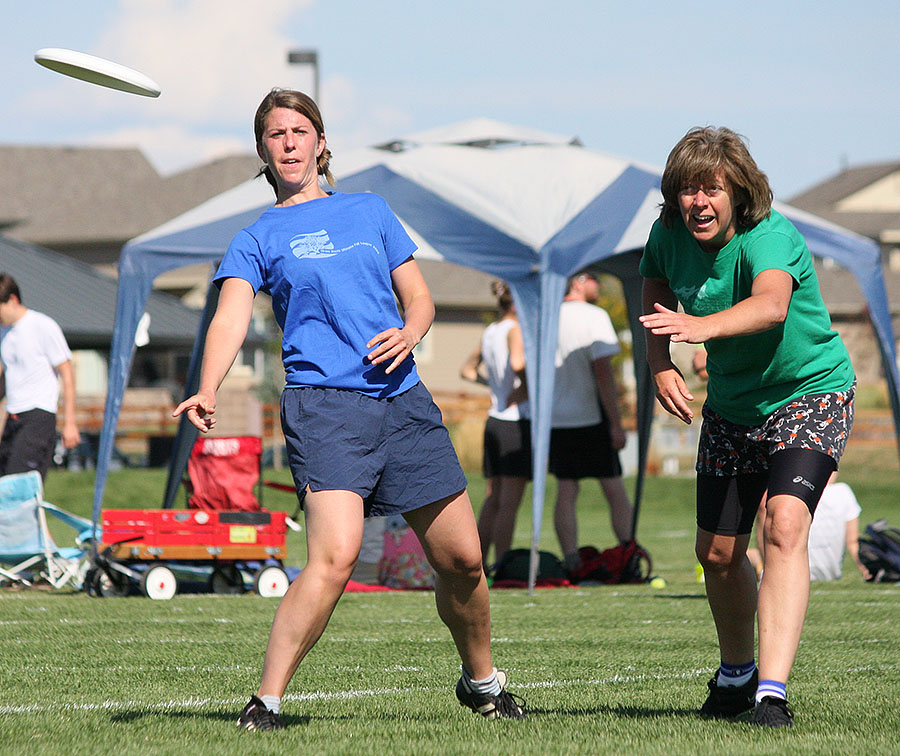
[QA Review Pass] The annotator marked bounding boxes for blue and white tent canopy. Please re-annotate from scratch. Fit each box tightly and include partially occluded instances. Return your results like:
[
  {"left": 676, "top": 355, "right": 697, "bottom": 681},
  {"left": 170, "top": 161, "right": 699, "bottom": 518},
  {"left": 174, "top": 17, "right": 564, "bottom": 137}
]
[{"left": 92, "top": 120, "right": 900, "bottom": 591}]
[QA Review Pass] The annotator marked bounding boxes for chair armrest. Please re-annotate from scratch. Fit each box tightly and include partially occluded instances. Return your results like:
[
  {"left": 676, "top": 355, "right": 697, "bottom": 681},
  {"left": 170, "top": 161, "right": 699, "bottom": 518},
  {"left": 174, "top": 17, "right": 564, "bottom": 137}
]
[{"left": 40, "top": 502, "right": 93, "bottom": 539}]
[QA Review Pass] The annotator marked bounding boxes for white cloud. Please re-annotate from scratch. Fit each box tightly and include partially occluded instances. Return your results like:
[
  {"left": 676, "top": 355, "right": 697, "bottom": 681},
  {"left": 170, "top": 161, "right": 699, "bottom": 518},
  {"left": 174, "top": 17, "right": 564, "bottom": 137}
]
[
  {"left": 15, "top": 1, "right": 415, "bottom": 174},
  {"left": 94, "top": 0, "right": 314, "bottom": 125}
]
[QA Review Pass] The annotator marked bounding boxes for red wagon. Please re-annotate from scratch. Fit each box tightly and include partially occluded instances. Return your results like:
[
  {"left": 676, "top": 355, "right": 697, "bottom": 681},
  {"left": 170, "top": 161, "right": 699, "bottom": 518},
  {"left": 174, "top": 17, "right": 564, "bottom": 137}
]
[{"left": 91, "top": 507, "right": 290, "bottom": 599}]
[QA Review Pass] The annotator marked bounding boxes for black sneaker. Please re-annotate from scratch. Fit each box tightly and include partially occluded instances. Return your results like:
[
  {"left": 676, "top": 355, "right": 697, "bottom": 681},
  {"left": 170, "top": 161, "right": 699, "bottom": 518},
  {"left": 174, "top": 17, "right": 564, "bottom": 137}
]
[
  {"left": 752, "top": 696, "right": 794, "bottom": 728},
  {"left": 699, "top": 669, "right": 758, "bottom": 719},
  {"left": 456, "top": 669, "right": 526, "bottom": 720},
  {"left": 236, "top": 696, "right": 286, "bottom": 731}
]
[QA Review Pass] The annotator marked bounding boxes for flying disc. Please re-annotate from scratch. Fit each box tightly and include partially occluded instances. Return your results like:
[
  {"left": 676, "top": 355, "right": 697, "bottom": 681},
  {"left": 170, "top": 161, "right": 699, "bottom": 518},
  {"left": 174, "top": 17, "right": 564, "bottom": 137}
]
[{"left": 34, "top": 47, "right": 161, "bottom": 98}]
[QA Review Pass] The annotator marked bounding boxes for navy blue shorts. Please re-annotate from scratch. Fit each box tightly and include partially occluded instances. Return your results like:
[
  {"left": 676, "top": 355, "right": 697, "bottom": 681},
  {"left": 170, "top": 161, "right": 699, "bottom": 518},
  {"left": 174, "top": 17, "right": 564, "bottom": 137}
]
[{"left": 280, "top": 382, "right": 467, "bottom": 517}]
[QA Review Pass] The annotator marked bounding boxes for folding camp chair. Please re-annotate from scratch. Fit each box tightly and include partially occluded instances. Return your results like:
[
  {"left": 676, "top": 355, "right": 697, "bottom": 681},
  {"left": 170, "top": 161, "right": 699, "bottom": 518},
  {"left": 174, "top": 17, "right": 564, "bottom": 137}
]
[
  {"left": 0, "top": 471, "right": 93, "bottom": 589},
  {"left": 185, "top": 435, "right": 301, "bottom": 527}
]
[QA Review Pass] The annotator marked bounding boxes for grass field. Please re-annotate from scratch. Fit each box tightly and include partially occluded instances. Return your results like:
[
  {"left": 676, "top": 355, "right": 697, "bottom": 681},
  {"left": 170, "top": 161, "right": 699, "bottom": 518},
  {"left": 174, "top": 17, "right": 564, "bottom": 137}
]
[{"left": 1, "top": 443, "right": 899, "bottom": 755}]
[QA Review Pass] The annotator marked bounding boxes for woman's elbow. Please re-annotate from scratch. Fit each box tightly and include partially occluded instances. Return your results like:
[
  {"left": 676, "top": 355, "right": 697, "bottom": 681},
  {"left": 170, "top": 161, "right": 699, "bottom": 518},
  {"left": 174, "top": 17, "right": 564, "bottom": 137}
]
[
  {"left": 769, "top": 301, "right": 789, "bottom": 327},
  {"left": 756, "top": 294, "right": 789, "bottom": 329}
]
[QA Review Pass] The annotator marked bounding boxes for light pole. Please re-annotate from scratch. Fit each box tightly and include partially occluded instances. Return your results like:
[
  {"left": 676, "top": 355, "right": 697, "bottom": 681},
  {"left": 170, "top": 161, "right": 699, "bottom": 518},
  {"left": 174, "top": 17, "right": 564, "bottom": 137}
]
[{"left": 287, "top": 49, "right": 319, "bottom": 103}]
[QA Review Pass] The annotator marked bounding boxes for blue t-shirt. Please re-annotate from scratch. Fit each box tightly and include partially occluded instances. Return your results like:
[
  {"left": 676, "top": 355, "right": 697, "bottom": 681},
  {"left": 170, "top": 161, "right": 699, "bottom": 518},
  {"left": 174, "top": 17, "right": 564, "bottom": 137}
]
[{"left": 214, "top": 191, "right": 420, "bottom": 397}]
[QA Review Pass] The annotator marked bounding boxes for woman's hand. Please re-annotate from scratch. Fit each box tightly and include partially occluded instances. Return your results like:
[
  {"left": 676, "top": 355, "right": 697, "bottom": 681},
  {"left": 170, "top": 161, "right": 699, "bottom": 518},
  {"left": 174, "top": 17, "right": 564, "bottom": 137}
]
[
  {"left": 608, "top": 421, "right": 627, "bottom": 451},
  {"left": 651, "top": 365, "right": 695, "bottom": 424},
  {"left": 639, "top": 303, "right": 711, "bottom": 344},
  {"left": 367, "top": 327, "right": 417, "bottom": 374},
  {"left": 173, "top": 389, "right": 217, "bottom": 433},
  {"left": 370, "top": 258, "right": 433, "bottom": 375}
]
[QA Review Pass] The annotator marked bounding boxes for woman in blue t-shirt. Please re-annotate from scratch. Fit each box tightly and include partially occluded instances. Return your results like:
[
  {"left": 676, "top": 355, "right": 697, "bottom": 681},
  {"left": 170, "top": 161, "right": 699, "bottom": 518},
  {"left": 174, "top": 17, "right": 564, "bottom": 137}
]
[
  {"left": 640, "top": 127, "right": 854, "bottom": 728},
  {"left": 175, "top": 89, "right": 524, "bottom": 729}
]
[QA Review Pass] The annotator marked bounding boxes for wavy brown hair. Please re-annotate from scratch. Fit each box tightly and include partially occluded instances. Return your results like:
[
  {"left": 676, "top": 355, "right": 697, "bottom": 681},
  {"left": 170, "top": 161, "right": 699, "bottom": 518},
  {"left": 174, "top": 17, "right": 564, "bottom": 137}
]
[
  {"left": 253, "top": 88, "right": 334, "bottom": 193},
  {"left": 659, "top": 126, "right": 772, "bottom": 230}
]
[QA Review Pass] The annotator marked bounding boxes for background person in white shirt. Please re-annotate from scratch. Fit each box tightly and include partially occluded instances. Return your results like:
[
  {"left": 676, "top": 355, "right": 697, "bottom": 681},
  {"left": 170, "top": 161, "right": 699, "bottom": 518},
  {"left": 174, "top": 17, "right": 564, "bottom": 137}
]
[
  {"left": 0, "top": 273, "right": 80, "bottom": 479},
  {"left": 461, "top": 281, "right": 530, "bottom": 569},
  {"left": 806, "top": 472, "right": 868, "bottom": 581},
  {"left": 550, "top": 270, "right": 633, "bottom": 571}
]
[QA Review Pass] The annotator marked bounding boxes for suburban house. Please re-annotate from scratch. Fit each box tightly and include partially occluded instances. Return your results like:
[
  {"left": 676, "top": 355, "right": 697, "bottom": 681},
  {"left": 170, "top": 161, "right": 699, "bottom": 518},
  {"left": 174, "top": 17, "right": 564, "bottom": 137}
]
[{"left": 787, "top": 163, "right": 900, "bottom": 385}]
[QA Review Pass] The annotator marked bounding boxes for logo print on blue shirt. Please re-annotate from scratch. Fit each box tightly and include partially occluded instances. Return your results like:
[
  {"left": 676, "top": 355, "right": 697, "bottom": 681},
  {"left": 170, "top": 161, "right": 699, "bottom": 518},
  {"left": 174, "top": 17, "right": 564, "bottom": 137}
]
[
  {"left": 290, "top": 230, "right": 336, "bottom": 259},
  {"left": 289, "top": 230, "right": 381, "bottom": 260}
]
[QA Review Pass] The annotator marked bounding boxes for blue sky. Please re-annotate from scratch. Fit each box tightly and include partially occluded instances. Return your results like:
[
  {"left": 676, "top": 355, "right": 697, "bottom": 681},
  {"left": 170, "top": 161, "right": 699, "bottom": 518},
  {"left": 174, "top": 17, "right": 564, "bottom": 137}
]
[{"left": 3, "top": 0, "right": 899, "bottom": 198}]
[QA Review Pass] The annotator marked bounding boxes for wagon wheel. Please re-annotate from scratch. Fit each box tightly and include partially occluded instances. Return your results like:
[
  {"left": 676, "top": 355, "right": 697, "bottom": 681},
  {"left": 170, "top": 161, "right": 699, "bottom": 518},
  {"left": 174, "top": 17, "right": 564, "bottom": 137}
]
[
  {"left": 208, "top": 564, "right": 244, "bottom": 594},
  {"left": 91, "top": 566, "right": 130, "bottom": 598},
  {"left": 140, "top": 565, "right": 178, "bottom": 600},
  {"left": 253, "top": 566, "right": 289, "bottom": 598}
]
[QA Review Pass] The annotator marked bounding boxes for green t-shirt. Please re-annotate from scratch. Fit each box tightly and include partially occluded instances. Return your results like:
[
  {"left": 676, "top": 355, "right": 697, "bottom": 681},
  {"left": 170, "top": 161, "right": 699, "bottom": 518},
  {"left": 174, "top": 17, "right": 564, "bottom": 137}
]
[{"left": 640, "top": 210, "right": 854, "bottom": 425}]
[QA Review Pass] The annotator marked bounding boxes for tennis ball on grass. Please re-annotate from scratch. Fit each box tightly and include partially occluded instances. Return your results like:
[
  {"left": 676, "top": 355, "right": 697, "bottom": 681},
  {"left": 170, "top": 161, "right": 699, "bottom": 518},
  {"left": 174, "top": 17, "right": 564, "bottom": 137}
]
[{"left": 650, "top": 576, "right": 667, "bottom": 589}]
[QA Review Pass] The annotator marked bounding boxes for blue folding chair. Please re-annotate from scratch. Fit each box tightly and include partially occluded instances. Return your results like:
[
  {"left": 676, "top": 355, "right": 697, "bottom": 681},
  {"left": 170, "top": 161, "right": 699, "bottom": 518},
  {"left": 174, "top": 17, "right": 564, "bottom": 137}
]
[{"left": 0, "top": 471, "right": 93, "bottom": 589}]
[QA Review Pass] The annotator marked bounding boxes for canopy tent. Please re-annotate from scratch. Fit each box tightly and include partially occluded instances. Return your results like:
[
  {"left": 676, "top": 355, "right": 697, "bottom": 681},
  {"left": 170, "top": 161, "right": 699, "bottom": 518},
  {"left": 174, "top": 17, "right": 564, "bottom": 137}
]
[{"left": 91, "top": 120, "right": 900, "bottom": 591}]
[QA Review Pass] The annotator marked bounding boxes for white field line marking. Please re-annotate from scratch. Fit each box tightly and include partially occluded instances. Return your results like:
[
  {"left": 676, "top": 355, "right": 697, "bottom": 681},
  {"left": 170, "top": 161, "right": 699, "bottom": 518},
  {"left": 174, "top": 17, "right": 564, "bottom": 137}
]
[{"left": 0, "top": 669, "right": 708, "bottom": 716}]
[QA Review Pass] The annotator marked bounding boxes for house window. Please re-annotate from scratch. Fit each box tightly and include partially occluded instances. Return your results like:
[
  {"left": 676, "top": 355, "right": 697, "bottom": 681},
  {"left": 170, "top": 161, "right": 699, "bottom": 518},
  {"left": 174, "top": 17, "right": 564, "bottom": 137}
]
[
  {"left": 414, "top": 331, "right": 433, "bottom": 363},
  {"left": 890, "top": 247, "right": 900, "bottom": 272}
]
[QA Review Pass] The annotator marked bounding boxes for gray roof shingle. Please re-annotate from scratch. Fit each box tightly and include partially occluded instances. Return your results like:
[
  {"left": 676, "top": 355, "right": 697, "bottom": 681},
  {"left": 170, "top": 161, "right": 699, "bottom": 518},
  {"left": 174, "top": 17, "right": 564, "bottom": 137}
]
[
  {"left": 0, "top": 145, "right": 258, "bottom": 252},
  {"left": 0, "top": 233, "right": 203, "bottom": 349},
  {"left": 788, "top": 161, "right": 900, "bottom": 240}
]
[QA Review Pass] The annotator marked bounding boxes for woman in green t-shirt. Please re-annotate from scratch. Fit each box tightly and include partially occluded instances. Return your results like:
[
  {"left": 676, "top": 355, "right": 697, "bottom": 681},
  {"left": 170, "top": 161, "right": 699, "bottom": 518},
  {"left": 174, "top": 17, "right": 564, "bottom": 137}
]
[{"left": 640, "top": 126, "right": 855, "bottom": 728}]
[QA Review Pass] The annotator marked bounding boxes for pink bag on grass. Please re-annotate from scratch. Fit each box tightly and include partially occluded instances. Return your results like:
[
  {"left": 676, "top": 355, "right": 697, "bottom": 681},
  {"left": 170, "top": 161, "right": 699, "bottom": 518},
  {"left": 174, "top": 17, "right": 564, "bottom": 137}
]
[{"left": 378, "top": 519, "right": 435, "bottom": 589}]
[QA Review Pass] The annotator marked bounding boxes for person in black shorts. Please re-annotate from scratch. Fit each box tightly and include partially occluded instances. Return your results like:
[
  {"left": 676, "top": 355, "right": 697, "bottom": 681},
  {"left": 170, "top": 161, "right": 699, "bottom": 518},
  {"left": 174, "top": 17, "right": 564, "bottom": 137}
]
[
  {"left": 460, "top": 281, "right": 531, "bottom": 569},
  {"left": 175, "top": 89, "right": 525, "bottom": 730},
  {"left": 549, "top": 271, "right": 634, "bottom": 572},
  {"left": 0, "top": 273, "right": 81, "bottom": 479},
  {"left": 640, "top": 126, "right": 855, "bottom": 727}
]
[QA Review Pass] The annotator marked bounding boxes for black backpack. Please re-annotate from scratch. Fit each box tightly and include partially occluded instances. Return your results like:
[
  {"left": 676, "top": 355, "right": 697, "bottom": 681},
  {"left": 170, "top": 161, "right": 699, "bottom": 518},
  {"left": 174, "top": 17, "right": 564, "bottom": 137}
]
[
  {"left": 493, "top": 549, "right": 568, "bottom": 584},
  {"left": 858, "top": 520, "right": 900, "bottom": 583}
]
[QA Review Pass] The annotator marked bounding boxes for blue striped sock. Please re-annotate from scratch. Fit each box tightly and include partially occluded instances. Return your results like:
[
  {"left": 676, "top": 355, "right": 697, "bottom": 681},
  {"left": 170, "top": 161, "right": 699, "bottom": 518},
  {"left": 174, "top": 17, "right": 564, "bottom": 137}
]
[
  {"left": 718, "top": 660, "right": 756, "bottom": 687},
  {"left": 756, "top": 679, "right": 787, "bottom": 703}
]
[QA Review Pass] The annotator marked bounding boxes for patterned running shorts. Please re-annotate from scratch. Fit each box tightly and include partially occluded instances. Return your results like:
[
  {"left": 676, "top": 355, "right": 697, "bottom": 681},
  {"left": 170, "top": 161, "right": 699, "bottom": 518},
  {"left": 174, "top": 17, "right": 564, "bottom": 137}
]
[{"left": 696, "top": 383, "right": 855, "bottom": 476}]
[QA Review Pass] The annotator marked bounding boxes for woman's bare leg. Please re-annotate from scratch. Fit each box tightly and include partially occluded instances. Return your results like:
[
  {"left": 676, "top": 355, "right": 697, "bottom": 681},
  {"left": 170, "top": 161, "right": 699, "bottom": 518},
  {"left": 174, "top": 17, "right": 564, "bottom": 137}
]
[
  {"left": 404, "top": 490, "right": 493, "bottom": 679},
  {"left": 257, "top": 489, "right": 364, "bottom": 697}
]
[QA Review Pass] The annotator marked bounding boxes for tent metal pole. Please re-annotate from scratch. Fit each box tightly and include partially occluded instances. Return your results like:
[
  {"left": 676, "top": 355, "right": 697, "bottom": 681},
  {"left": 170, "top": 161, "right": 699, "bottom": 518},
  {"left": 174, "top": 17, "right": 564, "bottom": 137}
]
[{"left": 161, "top": 278, "right": 219, "bottom": 509}]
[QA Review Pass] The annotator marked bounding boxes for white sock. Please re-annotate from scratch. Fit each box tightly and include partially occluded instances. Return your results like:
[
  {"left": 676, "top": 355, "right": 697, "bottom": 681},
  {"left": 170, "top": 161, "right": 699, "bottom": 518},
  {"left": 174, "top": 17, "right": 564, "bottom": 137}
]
[
  {"left": 463, "top": 666, "right": 501, "bottom": 697},
  {"left": 260, "top": 694, "right": 281, "bottom": 714},
  {"left": 756, "top": 680, "right": 787, "bottom": 703}
]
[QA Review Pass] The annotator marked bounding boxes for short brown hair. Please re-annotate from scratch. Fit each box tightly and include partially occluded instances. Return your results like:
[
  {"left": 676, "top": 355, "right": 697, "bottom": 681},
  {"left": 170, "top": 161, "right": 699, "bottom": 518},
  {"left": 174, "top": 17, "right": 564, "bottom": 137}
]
[
  {"left": 0, "top": 273, "right": 21, "bottom": 304},
  {"left": 254, "top": 88, "right": 334, "bottom": 193},
  {"left": 659, "top": 126, "right": 772, "bottom": 230},
  {"left": 565, "top": 270, "right": 596, "bottom": 294}
]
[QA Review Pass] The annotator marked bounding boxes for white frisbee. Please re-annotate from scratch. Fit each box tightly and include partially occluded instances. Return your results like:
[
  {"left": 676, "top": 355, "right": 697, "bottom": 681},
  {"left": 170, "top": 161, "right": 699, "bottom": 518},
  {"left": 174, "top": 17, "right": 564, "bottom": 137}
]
[{"left": 34, "top": 47, "right": 161, "bottom": 98}]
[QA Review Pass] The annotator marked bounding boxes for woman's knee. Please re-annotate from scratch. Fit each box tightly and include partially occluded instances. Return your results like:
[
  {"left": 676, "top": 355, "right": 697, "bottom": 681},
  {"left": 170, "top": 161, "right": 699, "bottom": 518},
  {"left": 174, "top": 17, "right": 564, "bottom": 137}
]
[
  {"left": 430, "top": 545, "right": 483, "bottom": 583},
  {"left": 306, "top": 548, "right": 359, "bottom": 585},
  {"left": 763, "top": 499, "right": 810, "bottom": 552},
  {"left": 696, "top": 532, "right": 746, "bottom": 573}
]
